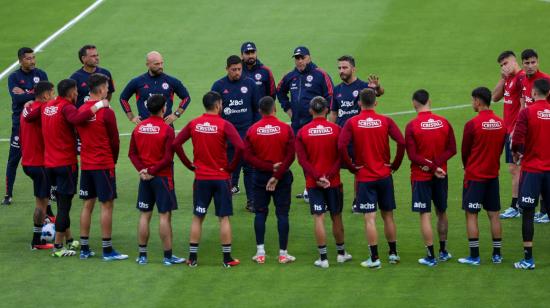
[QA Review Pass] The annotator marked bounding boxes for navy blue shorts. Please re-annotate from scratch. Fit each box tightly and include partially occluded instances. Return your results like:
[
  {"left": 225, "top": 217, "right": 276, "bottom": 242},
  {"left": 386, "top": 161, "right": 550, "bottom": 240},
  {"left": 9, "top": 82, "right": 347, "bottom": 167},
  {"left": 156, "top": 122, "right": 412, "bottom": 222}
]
[
  {"left": 253, "top": 171, "right": 293, "bottom": 215},
  {"left": 411, "top": 177, "right": 448, "bottom": 213},
  {"left": 79, "top": 169, "right": 117, "bottom": 202},
  {"left": 137, "top": 176, "right": 177, "bottom": 213},
  {"left": 462, "top": 177, "right": 501, "bottom": 213},
  {"left": 47, "top": 164, "right": 78, "bottom": 196},
  {"left": 356, "top": 176, "right": 396, "bottom": 213},
  {"left": 518, "top": 171, "right": 550, "bottom": 209},
  {"left": 504, "top": 134, "right": 513, "bottom": 164},
  {"left": 193, "top": 179, "right": 233, "bottom": 217},
  {"left": 308, "top": 185, "right": 343, "bottom": 215},
  {"left": 23, "top": 166, "right": 50, "bottom": 198}
]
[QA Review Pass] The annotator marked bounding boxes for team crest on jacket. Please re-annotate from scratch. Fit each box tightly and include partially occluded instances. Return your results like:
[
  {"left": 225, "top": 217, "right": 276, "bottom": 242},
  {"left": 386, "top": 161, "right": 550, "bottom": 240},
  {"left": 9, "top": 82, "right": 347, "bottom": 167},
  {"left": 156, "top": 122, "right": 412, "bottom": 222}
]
[
  {"left": 33, "top": 77, "right": 40, "bottom": 83},
  {"left": 241, "top": 86, "right": 248, "bottom": 94},
  {"left": 44, "top": 106, "right": 58, "bottom": 116},
  {"left": 353, "top": 90, "right": 359, "bottom": 97},
  {"left": 537, "top": 109, "right": 550, "bottom": 120},
  {"left": 257, "top": 124, "right": 280, "bottom": 135},
  {"left": 255, "top": 73, "right": 262, "bottom": 80},
  {"left": 306, "top": 75, "right": 313, "bottom": 82},
  {"left": 481, "top": 119, "right": 503, "bottom": 130},
  {"left": 358, "top": 117, "right": 382, "bottom": 128},
  {"left": 420, "top": 119, "right": 443, "bottom": 130},
  {"left": 308, "top": 125, "right": 333, "bottom": 136},
  {"left": 195, "top": 122, "right": 218, "bottom": 133},
  {"left": 139, "top": 123, "right": 160, "bottom": 134},
  {"left": 162, "top": 82, "right": 169, "bottom": 90}
]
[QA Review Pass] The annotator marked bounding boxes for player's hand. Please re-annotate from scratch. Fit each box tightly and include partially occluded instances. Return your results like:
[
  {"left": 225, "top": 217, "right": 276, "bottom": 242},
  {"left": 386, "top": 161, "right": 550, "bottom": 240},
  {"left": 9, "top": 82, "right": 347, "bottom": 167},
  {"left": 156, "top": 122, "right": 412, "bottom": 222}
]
[
  {"left": 367, "top": 74, "right": 380, "bottom": 88},
  {"left": 351, "top": 164, "right": 364, "bottom": 174},
  {"left": 501, "top": 63, "right": 513, "bottom": 78},
  {"left": 131, "top": 116, "right": 142, "bottom": 125},
  {"left": 101, "top": 99, "right": 110, "bottom": 108},
  {"left": 266, "top": 177, "right": 279, "bottom": 191},
  {"left": 273, "top": 162, "right": 282, "bottom": 173},
  {"left": 316, "top": 176, "right": 331, "bottom": 189},
  {"left": 164, "top": 114, "right": 178, "bottom": 125},
  {"left": 512, "top": 152, "right": 523, "bottom": 165},
  {"left": 23, "top": 101, "right": 32, "bottom": 108},
  {"left": 12, "top": 87, "right": 25, "bottom": 95},
  {"left": 434, "top": 167, "right": 447, "bottom": 179},
  {"left": 286, "top": 110, "right": 293, "bottom": 119}
]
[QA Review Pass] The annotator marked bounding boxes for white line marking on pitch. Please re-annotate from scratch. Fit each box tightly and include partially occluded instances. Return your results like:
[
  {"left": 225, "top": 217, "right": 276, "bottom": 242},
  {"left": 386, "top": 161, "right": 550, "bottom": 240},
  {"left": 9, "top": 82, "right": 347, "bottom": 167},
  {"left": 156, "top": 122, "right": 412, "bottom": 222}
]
[{"left": 0, "top": 0, "right": 105, "bottom": 81}]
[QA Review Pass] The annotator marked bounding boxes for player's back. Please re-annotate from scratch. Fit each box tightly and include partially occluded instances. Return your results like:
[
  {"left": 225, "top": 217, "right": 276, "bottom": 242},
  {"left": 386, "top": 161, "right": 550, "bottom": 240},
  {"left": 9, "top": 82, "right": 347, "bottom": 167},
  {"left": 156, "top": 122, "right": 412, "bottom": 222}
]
[
  {"left": 522, "top": 101, "right": 550, "bottom": 171},
  {"left": 132, "top": 116, "right": 173, "bottom": 176},
  {"left": 41, "top": 97, "right": 77, "bottom": 168},
  {"left": 20, "top": 101, "right": 45, "bottom": 167},
  {"left": 76, "top": 100, "right": 115, "bottom": 170},
  {"left": 247, "top": 115, "right": 292, "bottom": 164}
]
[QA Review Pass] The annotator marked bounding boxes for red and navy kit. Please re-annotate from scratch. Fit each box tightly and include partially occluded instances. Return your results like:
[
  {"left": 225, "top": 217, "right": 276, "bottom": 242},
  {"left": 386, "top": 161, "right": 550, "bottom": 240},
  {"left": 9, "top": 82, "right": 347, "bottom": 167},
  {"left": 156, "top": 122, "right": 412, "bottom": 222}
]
[
  {"left": 211, "top": 75, "right": 260, "bottom": 132},
  {"left": 520, "top": 70, "right": 550, "bottom": 106},
  {"left": 331, "top": 79, "right": 373, "bottom": 127},
  {"left": 277, "top": 62, "right": 334, "bottom": 132},
  {"left": 513, "top": 100, "right": 550, "bottom": 209},
  {"left": 461, "top": 110, "right": 505, "bottom": 213},
  {"left": 119, "top": 72, "right": 191, "bottom": 119},
  {"left": 502, "top": 70, "right": 525, "bottom": 134},
  {"left": 129, "top": 116, "right": 177, "bottom": 213},
  {"left": 242, "top": 59, "right": 276, "bottom": 99},
  {"left": 405, "top": 111, "right": 456, "bottom": 213},
  {"left": 70, "top": 67, "right": 115, "bottom": 107}
]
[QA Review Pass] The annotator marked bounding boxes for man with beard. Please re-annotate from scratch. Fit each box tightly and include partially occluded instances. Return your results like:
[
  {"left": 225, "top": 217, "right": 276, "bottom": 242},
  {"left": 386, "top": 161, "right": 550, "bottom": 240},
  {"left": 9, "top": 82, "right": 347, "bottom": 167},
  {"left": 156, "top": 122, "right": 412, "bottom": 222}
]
[
  {"left": 119, "top": 51, "right": 191, "bottom": 125},
  {"left": 241, "top": 42, "right": 276, "bottom": 99}
]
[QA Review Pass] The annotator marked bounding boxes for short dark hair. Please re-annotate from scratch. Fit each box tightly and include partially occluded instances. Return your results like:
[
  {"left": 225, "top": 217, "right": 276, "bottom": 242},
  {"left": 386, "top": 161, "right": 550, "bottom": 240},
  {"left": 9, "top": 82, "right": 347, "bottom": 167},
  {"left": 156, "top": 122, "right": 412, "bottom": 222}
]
[
  {"left": 34, "top": 81, "right": 54, "bottom": 97},
  {"left": 146, "top": 94, "right": 166, "bottom": 114},
  {"left": 359, "top": 88, "right": 376, "bottom": 107},
  {"left": 88, "top": 73, "right": 108, "bottom": 94},
  {"left": 412, "top": 89, "right": 429, "bottom": 105},
  {"left": 337, "top": 55, "right": 355, "bottom": 67},
  {"left": 521, "top": 49, "right": 538, "bottom": 61},
  {"left": 57, "top": 79, "right": 77, "bottom": 98},
  {"left": 17, "top": 47, "right": 33, "bottom": 59},
  {"left": 533, "top": 78, "right": 550, "bottom": 98},
  {"left": 471, "top": 87, "right": 492, "bottom": 106},
  {"left": 78, "top": 44, "right": 96, "bottom": 63},
  {"left": 497, "top": 50, "right": 515, "bottom": 63},
  {"left": 226, "top": 55, "right": 242, "bottom": 67},
  {"left": 203, "top": 91, "right": 222, "bottom": 110},
  {"left": 310, "top": 96, "right": 328, "bottom": 114},
  {"left": 259, "top": 96, "right": 275, "bottom": 114}
]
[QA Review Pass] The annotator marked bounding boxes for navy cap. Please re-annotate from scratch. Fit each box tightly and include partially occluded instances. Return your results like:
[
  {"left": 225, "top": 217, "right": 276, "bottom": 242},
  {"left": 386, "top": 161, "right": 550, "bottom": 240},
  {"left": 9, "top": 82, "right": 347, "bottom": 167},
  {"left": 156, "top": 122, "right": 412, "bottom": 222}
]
[
  {"left": 241, "top": 42, "right": 257, "bottom": 53},
  {"left": 292, "top": 46, "right": 310, "bottom": 57}
]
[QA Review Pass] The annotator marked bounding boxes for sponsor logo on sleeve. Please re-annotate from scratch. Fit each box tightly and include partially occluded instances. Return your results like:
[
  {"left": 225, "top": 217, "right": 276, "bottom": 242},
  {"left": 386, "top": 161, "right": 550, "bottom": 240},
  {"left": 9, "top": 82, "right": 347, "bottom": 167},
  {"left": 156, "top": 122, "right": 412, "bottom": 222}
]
[
  {"left": 308, "top": 124, "right": 333, "bottom": 136},
  {"left": 420, "top": 119, "right": 443, "bottom": 130},
  {"left": 195, "top": 122, "right": 218, "bottom": 133},
  {"left": 138, "top": 123, "right": 160, "bottom": 134},
  {"left": 358, "top": 117, "right": 382, "bottom": 128},
  {"left": 257, "top": 124, "right": 281, "bottom": 135},
  {"left": 481, "top": 119, "right": 503, "bottom": 129}
]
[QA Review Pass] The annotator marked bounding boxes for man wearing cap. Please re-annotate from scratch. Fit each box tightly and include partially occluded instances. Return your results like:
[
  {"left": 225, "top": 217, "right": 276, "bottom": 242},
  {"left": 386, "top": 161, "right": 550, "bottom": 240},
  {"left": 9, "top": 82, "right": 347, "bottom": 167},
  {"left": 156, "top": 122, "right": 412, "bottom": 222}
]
[{"left": 241, "top": 42, "right": 276, "bottom": 100}]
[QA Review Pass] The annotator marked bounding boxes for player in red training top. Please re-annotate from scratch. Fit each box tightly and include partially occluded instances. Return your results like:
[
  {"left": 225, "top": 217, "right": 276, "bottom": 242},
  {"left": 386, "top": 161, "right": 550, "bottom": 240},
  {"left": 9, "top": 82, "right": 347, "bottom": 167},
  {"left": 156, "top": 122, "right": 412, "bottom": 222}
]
[
  {"left": 339, "top": 88, "right": 405, "bottom": 269},
  {"left": 76, "top": 73, "right": 127, "bottom": 261},
  {"left": 173, "top": 91, "right": 244, "bottom": 268},
  {"left": 512, "top": 79, "right": 550, "bottom": 270},
  {"left": 129, "top": 94, "right": 185, "bottom": 266},
  {"left": 491, "top": 51, "right": 525, "bottom": 219},
  {"left": 296, "top": 96, "right": 352, "bottom": 268},
  {"left": 20, "top": 81, "right": 55, "bottom": 250},
  {"left": 458, "top": 87, "right": 506, "bottom": 266},
  {"left": 243, "top": 96, "right": 296, "bottom": 264},
  {"left": 405, "top": 89, "right": 456, "bottom": 267}
]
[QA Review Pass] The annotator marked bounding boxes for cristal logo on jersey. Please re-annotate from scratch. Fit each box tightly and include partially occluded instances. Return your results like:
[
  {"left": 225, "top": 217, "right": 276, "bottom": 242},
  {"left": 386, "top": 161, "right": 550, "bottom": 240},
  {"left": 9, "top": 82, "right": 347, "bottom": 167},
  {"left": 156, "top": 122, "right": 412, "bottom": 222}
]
[
  {"left": 257, "top": 124, "right": 281, "bottom": 135},
  {"left": 308, "top": 125, "right": 333, "bottom": 136},
  {"left": 358, "top": 117, "right": 382, "bottom": 128},
  {"left": 44, "top": 106, "right": 58, "bottom": 116},
  {"left": 33, "top": 77, "right": 40, "bottom": 83},
  {"left": 139, "top": 123, "right": 160, "bottom": 134},
  {"left": 481, "top": 119, "right": 503, "bottom": 129},
  {"left": 420, "top": 119, "right": 443, "bottom": 130},
  {"left": 255, "top": 73, "right": 262, "bottom": 81},
  {"left": 195, "top": 122, "right": 218, "bottom": 133},
  {"left": 241, "top": 86, "right": 248, "bottom": 94},
  {"left": 162, "top": 82, "right": 169, "bottom": 90},
  {"left": 537, "top": 109, "right": 550, "bottom": 120}
]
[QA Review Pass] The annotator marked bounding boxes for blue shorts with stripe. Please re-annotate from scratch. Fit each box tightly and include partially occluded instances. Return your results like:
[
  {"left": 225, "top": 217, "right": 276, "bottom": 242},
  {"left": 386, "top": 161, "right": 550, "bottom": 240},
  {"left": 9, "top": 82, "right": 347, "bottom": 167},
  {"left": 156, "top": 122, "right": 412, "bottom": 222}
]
[
  {"left": 137, "top": 176, "right": 177, "bottom": 213},
  {"left": 79, "top": 169, "right": 117, "bottom": 202},
  {"left": 23, "top": 166, "right": 50, "bottom": 198}
]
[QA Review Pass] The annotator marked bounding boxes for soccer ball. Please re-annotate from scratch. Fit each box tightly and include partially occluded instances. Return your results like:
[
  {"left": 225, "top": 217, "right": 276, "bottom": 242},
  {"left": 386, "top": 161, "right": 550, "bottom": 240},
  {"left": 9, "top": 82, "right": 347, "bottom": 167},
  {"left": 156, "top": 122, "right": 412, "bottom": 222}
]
[{"left": 41, "top": 223, "right": 56, "bottom": 242}]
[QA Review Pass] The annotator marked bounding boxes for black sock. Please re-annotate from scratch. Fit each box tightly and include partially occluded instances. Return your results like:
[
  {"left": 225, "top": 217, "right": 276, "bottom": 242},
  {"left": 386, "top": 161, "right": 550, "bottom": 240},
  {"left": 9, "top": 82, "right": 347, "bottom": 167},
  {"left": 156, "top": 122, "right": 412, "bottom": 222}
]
[
  {"left": 189, "top": 243, "right": 199, "bottom": 261},
  {"left": 524, "top": 246, "right": 533, "bottom": 260},
  {"left": 66, "top": 238, "right": 73, "bottom": 245},
  {"left": 81, "top": 236, "right": 89, "bottom": 252},
  {"left": 139, "top": 245, "right": 147, "bottom": 257},
  {"left": 164, "top": 249, "right": 172, "bottom": 259},
  {"left": 388, "top": 241, "right": 397, "bottom": 255},
  {"left": 222, "top": 244, "right": 232, "bottom": 262},
  {"left": 439, "top": 240, "right": 447, "bottom": 253},
  {"left": 32, "top": 224, "right": 42, "bottom": 244},
  {"left": 492, "top": 238, "right": 502, "bottom": 256},
  {"left": 469, "top": 238, "right": 479, "bottom": 258},
  {"left": 511, "top": 198, "right": 518, "bottom": 210},
  {"left": 46, "top": 203, "right": 54, "bottom": 217},
  {"left": 369, "top": 245, "right": 379, "bottom": 261},
  {"left": 54, "top": 243, "right": 63, "bottom": 250},
  {"left": 102, "top": 238, "right": 113, "bottom": 254},
  {"left": 426, "top": 245, "right": 435, "bottom": 259},
  {"left": 318, "top": 245, "right": 328, "bottom": 261},
  {"left": 336, "top": 242, "right": 345, "bottom": 255}
]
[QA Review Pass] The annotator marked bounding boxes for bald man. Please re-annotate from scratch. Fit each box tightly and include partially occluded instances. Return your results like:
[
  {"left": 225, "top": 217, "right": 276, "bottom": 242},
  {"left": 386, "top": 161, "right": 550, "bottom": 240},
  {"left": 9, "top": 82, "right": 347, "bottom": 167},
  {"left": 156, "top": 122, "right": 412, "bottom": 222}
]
[{"left": 119, "top": 51, "right": 191, "bottom": 125}]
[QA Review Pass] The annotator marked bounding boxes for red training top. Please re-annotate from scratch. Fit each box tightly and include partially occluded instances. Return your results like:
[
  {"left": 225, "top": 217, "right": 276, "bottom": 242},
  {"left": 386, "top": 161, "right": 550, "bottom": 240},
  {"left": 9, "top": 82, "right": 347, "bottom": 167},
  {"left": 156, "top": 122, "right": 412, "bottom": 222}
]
[
  {"left": 503, "top": 70, "right": 525, "bottom": 134},
  {"left": 520, "top": 70, "right": 550, "bottom": 106},
  {"left": 512, "top": 100, "right": 550, "bottom": 172},
  {"left": 20, "top": 100, "right": 46, "bottom": 166}
]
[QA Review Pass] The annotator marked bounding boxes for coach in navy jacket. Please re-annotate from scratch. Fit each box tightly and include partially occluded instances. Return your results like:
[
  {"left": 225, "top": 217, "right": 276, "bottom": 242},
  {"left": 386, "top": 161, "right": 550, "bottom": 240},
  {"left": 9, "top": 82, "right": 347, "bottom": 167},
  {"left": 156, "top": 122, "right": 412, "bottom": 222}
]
[
  {"left": 277, "top": 46, "right": 334, "bottom": 133},
  {"left": 241, "top": 42, "right": 276, "bottom": 100}
]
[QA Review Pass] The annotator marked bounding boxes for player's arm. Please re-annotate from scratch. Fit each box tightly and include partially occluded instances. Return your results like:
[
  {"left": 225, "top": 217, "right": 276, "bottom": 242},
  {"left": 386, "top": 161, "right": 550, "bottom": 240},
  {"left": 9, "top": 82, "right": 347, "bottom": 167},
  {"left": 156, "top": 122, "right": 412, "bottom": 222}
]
[
  {"left": 63, "top": 101, "right": 107, "bottom": 125},
  {"left": 251, "top": 81, "right": 261, "bottom": 122},
  {"left": 225, "top": 122, "right": 245, "bottom": 173},
  {"left": 128, "top": 132, "right": 146, "bottom": 172},
  {"left": 22, "top": 104, "right": 41, "bottom": 122},
  {"left": 338, "top": 121, "right": 359, "bottom": 172},
  {"left": 328, "top": 96, "right": 339, "bottom": 123},
  {"left": 461, "top": 120, "right": 475, "bottom": 167},
  {"left": 319, "top": 70, "right": 334, "bottom": 109},
  {"left": 149, "top": 129, "right": 175, "bottom": 176},
  {"left": 511, "top": 109, "right": 528, "bottom": 161},
  {"left": 276, "top": 75, "right": 292, "bottom": 118},
  {"left": 388, "top": 118, "right": 406, "bottom": 171},
  {"left": 273, "top": 129, "right": 296, "bottom": 179},
  {"left": 243, "top": 133, "right": 274, "bottom": 172},
  {"left": 405, "top": 122, "right": 436, "bottom": 171},
  {"left": 103, "top": 108, "right": 120, "bottom": 164},
  {"left": 171, "top": 78, "right": 191, "bottom": 119},
  {"left": 434, "top": 122, "right": 457, "bottom": 166},
  {"left": 119, "top": 79, "right": 140, "bottom": 123},
  {"left": 295, "top": 131, "right": 322, "bottom": 180},
  {"left": 492, "top": 78, "right": 505, "bottom": 102},
  {"left": 172, "top": 123, "right": 195, "bottom": 171},
  {"left": 265, "top": 66, "right": 276, "bottom": 99},
  {"left": 106, "top": 72, "right": 115, "bottom": 101},
  {"left": 8, "top": 74, "right": 34, "bottom": 106},
  {"left": 368, "top": 74, "right": 384, "bottom": 96}
]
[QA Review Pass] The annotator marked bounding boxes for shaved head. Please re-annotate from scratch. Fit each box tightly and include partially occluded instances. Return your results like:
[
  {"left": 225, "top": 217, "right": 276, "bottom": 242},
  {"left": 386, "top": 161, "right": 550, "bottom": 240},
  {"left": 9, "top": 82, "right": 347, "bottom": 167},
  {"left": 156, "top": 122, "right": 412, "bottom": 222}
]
[{"left": 146, "top": 51, "right": 164, "bottom": 76}]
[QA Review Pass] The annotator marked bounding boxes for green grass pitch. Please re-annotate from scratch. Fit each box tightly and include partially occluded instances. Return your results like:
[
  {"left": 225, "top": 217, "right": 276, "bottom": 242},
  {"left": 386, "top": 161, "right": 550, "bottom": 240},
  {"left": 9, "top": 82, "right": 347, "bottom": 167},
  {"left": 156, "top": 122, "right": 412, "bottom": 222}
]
[{"left": 1, "top": 0, "right": 550, "bottom": 306}]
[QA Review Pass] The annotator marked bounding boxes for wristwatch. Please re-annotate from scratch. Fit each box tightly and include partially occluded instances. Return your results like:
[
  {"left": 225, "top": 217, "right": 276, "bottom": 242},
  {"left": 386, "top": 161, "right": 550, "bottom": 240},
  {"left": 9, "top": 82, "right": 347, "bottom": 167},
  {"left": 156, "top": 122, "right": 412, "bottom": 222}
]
[{"left": 174, "top": 110, "right": 182, "bottom": 118}]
